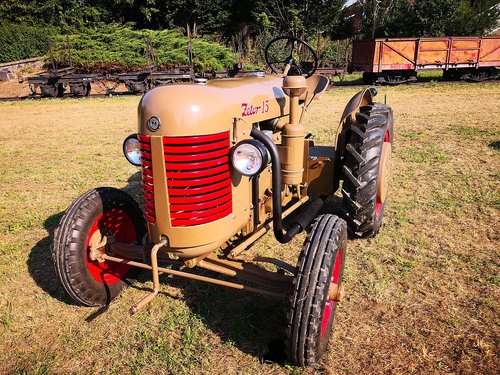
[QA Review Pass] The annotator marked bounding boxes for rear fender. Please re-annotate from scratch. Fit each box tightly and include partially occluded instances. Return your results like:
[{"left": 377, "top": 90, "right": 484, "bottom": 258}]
[
  {"left": 332, "top": 88, "right": 374, "bottom": 189},
  {"left": 335, "top": 88, "right": 374, "bottom": 157}
]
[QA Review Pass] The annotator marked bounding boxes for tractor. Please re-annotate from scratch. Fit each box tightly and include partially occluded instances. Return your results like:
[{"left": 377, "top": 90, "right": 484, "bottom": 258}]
[{"left": 53, "top": 36, "right": 394, "bottom": 366}]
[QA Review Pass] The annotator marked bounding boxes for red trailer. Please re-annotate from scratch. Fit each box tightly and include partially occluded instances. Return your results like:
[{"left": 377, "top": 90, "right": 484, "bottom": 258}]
[{"left": 350, "top": 36, "right": 500, "bottom": 84}]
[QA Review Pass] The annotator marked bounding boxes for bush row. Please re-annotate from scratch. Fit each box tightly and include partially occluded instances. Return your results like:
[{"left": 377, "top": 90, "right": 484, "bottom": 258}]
[
  {"left": 0, "top": 22, "right": 55, "bottom": 63},
  {"left": 1, "top": 23, "right": 234, "bottom": 71},
  {"left": 52, "top": 24, "right": 234, "bottom": 72}
]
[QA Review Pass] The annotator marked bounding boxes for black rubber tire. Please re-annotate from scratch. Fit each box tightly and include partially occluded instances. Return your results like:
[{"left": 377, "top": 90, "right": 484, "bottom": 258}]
[
  {"left": 56, "top": 83, "right": 65, "bottom": 97},
  {"left": 362, "top": 72, "right": 375, "bottom": 85},
  {"left": 341, "top": 103, "right": 394, "bottom": 238},
  {"left": 85, "top": 82, "right": 91, "bottom": 96},
  {"left": 286, "top": 214, "right": 347, "bottom": 366},
  {"left": 40, "top": 84, "right": 57, "bottom": 98},
  {"left": 52, "top": 187, "right": 146, "bottom": 306}
]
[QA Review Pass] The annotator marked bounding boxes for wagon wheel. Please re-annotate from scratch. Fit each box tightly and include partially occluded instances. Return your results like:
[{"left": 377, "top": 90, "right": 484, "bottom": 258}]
[
  {"left": 40, "top": 84, "right": 58, "bottom": 98},
  {"left": 265, "top": 36, "right": 318, "bottom": 78},
  {"left": 53, "top": 187, "right": 146, "bottom": 306},
  {"left": 286, "top": 214, "right": 347, "bottom": 366},
  {"left": 85, "top": 82, "right": 91, "bottom": 96},
  {"left": 341, "top": 103, "right": 394, "bottom": 238},
  {"left": 70, "top": 83, "right": 89, "bottom": 97},
  {"left": 56, "top": 83, "right": 65, "bottom": 97}
]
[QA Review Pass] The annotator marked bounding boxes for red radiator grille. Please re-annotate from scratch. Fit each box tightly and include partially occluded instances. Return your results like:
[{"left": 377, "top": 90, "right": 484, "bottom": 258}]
[
  {"left": 165, "top": 131, "right": 232, "bottom": 226},
  {"left": 138, "top": 134, "right": 156, "bottom": 223}
]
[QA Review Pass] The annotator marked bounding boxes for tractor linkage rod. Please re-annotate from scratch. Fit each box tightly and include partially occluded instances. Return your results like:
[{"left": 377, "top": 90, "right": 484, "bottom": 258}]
[
  {"left": 250, "top": 128, "right": 323, "bottom": 244},
  {"left": 102, "top": 249, "right": 286, "bottom": 315},
  {"left": 128, "top": 237, "right": 168, "bottom": 315}
]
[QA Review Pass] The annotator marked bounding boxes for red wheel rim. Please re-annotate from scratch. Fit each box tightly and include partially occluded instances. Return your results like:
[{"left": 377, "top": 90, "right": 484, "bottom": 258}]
[
  {"left": 85, "top": 210, "right": 136, "bottom": 284},
  {"left": 321, "top": 246, "right": 343, "bottom": 337},
  {"left": 376, "top": 130, "right": 391, "bottom": 218}
]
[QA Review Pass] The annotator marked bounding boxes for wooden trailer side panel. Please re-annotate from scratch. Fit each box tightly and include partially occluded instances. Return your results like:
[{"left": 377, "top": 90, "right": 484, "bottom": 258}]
[
  {"left": 479, "top": 36, "right": 500, "bottom": 67},
  {"left": 448, "top": 38, "right": 481, "bottom": 66},
  {"left": 417, "top": 38, "right": 449, "bottom": 66},
  {"left": 351, "top": 40, "right": 377, "bottom": 72},
  {"left": 378, "top": 39, "right": 416, "bottom": 71}
]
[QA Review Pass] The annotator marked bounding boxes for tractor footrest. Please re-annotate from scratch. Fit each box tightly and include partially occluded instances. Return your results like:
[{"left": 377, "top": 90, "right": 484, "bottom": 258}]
[{"left": 309, "top": 146, "right": 335, "bottom": 160}]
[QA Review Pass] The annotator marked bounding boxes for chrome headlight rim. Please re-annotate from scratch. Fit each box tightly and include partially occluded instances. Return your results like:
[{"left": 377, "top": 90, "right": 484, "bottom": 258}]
[
  {"left": 230, "top": 139, "right": 269, "bottom": 177},
  {"left": 122, "top": 134, "right": 141, "bottom": 166}
]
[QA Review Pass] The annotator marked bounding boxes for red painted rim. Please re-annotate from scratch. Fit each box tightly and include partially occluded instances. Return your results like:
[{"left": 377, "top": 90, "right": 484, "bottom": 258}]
[
  {"left": 376, "top": 130, "right": 391, "bottom": 218},
  {"left": 321, "top": 246, "right": 343, "bottom": 337},
  {"left": 85, "top": 210, "right": 136, "bottom": 284}
]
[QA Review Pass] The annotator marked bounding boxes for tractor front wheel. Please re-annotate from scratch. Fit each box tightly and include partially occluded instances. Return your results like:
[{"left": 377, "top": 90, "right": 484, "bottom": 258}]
[
  {"left": 52, "top": 187, "right": 146, "bottom": 306},
  {"left": 342, "top": 103, "right": 394, "bottom": 238},
  {"left": 286, "top": 214, "right": 347, "bottom": 366}
]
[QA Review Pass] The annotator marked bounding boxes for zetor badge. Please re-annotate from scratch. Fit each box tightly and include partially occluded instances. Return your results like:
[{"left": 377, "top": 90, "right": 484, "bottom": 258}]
[
  {"left": 241, "top": 100, "right": 270, "bottom": 117},
  {"left": 53, "top": 36, "right": 394, "bottom": 366}
]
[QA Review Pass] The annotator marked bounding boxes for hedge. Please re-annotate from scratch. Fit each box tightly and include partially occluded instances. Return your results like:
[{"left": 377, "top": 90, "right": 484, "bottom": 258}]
[
  {"left": 0, "top": 22, "right": 55, "bottom": 63},
  {"left": 52, "top": 24, "right": 234, "bottom": 72},
  {"left": 0, "top": 23, "right": 234, "bottom": 71}
]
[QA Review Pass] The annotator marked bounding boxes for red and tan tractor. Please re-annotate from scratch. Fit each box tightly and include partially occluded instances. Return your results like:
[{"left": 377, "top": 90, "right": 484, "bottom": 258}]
[{"left": 53, "top": 36, "right": 393, "bottom": 366}]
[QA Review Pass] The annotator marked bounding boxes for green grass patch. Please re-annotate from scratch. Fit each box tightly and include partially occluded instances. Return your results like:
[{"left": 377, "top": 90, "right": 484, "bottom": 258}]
[
  {"left": 400, "top": 144, "right": 449, "bottom": 163},
  {"left": 453, "top": 125, "right": 499, "bottom": 140}
]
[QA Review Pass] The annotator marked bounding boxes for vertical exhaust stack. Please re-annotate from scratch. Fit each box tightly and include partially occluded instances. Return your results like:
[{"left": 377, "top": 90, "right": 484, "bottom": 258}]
[{"left": 281, "top": 76, "right": 307, "bottom": 186}]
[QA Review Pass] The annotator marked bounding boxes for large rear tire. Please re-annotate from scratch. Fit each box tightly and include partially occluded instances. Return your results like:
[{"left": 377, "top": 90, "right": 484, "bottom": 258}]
[
  {"left": 286, "top": 214, "right": 347, "bottom": 366},
  {"left": 52, "top": 187, "right": 146, "bottom": 306},
  {"left": 341, "top": 103, "right": 394, "bottom": 238}
]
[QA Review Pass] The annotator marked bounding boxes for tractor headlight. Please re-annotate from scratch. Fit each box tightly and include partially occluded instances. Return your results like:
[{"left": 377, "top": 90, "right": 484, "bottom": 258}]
[
  {"left": 123, "top": 134, "right": 141, "bottom": 166},
  {"left": 230, "top": 140, "right": 268, "bottom": 176}
]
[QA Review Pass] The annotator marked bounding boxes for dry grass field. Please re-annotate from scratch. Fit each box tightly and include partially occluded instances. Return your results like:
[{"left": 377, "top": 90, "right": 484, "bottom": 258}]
[{"left": 0, "top": 82, "right": 499, "bottom": 374}]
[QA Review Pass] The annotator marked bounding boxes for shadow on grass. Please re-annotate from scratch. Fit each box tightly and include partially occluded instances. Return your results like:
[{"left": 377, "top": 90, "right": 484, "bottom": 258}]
[
  {"left": 27, "top": 210, "right": 71, "bottom": 304},
  {"left": 489, "top": 140, "right": 500, "bottom": 151},
  {"left": 158, "top": 271, "right": 289, "bottom": 364},
  {"left": 162, "top": 194, "right": 345, "bottom": 364}
]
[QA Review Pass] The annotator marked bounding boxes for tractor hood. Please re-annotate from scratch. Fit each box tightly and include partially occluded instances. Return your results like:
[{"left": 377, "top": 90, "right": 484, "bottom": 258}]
[{"left": 138, "top": 75, "right": 289, "bottom": 137}]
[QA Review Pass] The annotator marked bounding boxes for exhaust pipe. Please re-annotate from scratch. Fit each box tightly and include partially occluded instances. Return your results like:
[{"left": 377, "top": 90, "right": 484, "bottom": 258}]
[{"left": 250, "top": 128, "right": 322, "bottom": 244}]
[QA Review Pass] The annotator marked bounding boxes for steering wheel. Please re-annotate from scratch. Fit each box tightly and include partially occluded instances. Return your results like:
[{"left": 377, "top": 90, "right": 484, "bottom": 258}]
[{"left": 264, "top": 36, "right": 318, "bottom": 78}]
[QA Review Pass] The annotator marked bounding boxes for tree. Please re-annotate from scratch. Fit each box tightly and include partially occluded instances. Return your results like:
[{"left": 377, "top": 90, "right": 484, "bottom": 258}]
[
  {"left": 0, "top": 0, "right": 103, "bottom": 30},
  {"left": 386, "top": 0, "right": 458, "bottom": 37},
  {"left": 356, "top": 0, "right": 396, "bottom": 38},
  {"left": 452, "top": 0, "right": 500, "bottom": 35},
  {"left": 357, "top": 0, "right": 500, "bottom": 38},
  {"left": 260, "top": 0, "right": 345, "bottom": 38}
]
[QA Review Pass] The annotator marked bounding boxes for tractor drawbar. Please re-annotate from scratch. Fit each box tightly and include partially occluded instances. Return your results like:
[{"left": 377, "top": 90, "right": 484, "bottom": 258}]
[{"left": 250, "top": 128, "right": 323, "bottom": 243}]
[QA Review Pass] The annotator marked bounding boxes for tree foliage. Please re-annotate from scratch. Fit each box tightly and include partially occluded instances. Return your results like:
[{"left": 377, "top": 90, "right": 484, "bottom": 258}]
[
  {"left": 0, "top": 22, "right": 56, "bottom": 62},
  {"left": 0, "top": 0, "right": 498, "bottom": 65},
  {"left": 259, "top": 0, "right": 346, "bottom": 38},
  {"left": 356, "top": 0, "right": 500, "bottom": 39}
]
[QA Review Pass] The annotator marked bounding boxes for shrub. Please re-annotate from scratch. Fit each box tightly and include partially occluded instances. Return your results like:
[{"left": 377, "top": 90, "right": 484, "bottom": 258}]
[
  {"left": 52, "top": 24, "right": 234, "bottom": 72},
  {"left": 0, "top": 22, "right": 56, "bottom": 63}
]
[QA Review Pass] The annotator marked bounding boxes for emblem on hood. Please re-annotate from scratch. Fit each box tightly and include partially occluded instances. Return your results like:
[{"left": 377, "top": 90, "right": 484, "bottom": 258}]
[{"left": 147, "top": 116, "right": 161, "bottom": 132}]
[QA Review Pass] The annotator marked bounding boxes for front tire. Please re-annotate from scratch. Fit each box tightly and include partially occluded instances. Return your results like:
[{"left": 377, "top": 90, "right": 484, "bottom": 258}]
[
  {"left": 342, "top": 103, "right": 394, "bottom": 238},
  {"left": 52, "top": 187, "right": 146, "bottom": 306},
  {"left": 286, "top": 214, "right": 347, "bottom": 366}
]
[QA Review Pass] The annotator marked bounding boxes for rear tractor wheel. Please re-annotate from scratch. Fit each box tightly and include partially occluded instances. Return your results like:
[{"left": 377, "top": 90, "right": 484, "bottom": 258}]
[
  {"left": 342, "top": 103, "right": 394, "bottom": 238},
  {"left": 286, "top": 214, "right": 347, "bottom": 366},
  {"left": 52, "top": 187, "right": 146, "bottom": 306}
]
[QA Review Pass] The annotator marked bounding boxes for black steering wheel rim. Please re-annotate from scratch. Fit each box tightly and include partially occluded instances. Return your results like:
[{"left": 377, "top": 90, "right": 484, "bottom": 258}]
[{"left": 264, "top": 36, "right": 318, "bottom": 78}]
